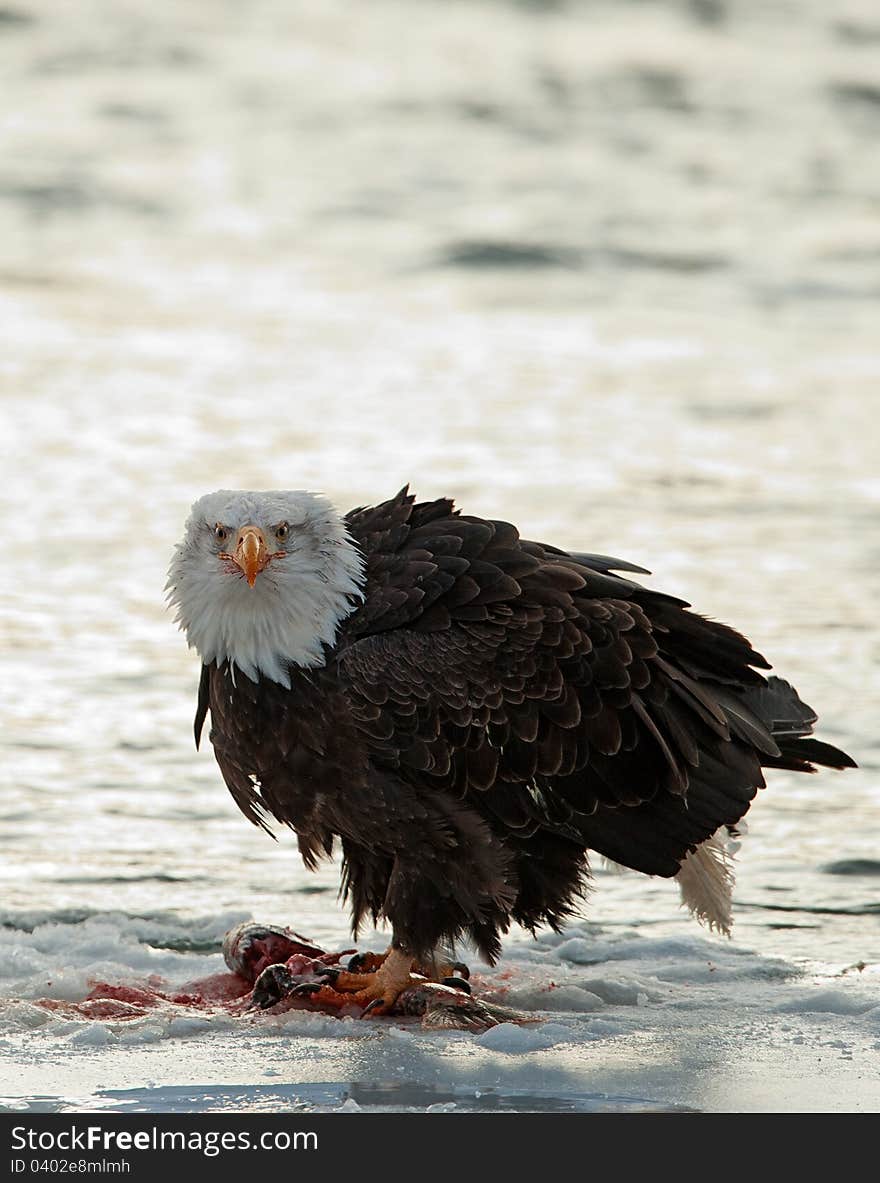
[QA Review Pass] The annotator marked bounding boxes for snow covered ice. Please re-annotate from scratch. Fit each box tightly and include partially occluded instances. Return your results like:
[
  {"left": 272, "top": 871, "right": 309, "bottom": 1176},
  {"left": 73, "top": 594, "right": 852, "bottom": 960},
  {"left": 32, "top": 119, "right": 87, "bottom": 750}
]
[{"left": 1, "top": 900, "right": 878, "bottom": 1113}]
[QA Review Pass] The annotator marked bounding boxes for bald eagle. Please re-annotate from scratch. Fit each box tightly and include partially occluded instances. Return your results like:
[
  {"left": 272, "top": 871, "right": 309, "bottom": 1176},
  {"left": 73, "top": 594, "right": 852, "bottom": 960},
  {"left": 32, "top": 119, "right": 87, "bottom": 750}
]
[{"left": 167, "top": 486, "right": 855, "bottom": 1013}]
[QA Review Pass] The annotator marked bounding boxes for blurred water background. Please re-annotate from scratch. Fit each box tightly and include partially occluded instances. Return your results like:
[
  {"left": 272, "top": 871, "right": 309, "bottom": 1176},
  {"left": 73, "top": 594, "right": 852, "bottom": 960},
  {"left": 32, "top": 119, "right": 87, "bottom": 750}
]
[{"left": 1, "top": 0, "right": 878, "bottom": 989}]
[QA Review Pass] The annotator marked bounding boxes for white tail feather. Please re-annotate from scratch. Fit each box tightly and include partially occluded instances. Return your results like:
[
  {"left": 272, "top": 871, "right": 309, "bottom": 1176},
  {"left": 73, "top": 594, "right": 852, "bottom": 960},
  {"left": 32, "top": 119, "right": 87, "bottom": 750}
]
[{"left": 674, "top": 832, "right": 736, "bottom": 936}]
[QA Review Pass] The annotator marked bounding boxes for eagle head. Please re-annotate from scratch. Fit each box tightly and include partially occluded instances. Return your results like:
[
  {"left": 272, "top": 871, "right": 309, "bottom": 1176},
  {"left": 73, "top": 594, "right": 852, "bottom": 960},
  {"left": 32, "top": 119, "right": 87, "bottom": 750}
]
[{"left": 166, "top": 489, "right": 364, "bottom": 687}]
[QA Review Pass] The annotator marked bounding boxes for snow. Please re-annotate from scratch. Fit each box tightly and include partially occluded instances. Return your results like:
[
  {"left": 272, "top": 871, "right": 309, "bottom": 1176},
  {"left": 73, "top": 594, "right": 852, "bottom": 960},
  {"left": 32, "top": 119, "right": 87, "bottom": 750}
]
[
  {"left": 774, "top": 991, "right": 878, "bottom": 1017},
  {"left": 1, "top": 911, "right": 878, "bottom": 1113},
  {"left": 475, "top": 1023, "right": 572, "bottom": 1053}
]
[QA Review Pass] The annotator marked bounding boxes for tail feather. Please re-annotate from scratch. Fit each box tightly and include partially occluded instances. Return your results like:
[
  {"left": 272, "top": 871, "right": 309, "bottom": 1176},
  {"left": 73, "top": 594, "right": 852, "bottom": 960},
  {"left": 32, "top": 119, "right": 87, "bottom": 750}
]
[
  {"left": 764, "top": 737, "right": 857, "bottom": 772},
  {"left": 675, "top": 832, "right": 736, "bottom": 936},
  {"left": 579, "top": 675, "right": 855, "bottom": 883},
  {"left": 739, "top": 676, "right": 817, "bottom": 734},
  {"left": 742, "top": 677, "right": 857, "bottom": 771}
]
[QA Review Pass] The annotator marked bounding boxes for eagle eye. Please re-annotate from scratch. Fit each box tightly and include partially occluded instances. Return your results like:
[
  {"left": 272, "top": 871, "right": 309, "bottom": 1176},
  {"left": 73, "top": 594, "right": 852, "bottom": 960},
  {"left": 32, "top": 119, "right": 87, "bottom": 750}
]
[
  {"left": 213, "top": 523, "right": 229, "bottom": 544},
  {"left": 274, "top": 522, "right": 290, "bottom": 542}
]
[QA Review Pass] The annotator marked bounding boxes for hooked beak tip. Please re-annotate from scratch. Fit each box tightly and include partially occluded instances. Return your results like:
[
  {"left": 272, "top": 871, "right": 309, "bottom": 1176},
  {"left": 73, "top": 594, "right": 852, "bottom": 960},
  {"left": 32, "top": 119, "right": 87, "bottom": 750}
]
[{"left": 233, "top": 527, "right": 270, "bottom": 587}]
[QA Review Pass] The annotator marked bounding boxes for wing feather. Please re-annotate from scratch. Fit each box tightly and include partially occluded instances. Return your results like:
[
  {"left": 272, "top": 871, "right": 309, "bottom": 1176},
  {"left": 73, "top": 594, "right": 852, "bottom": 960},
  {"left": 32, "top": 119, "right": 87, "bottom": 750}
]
[{"left": 335, "top": 491, "right": 844, "bottom": 882}]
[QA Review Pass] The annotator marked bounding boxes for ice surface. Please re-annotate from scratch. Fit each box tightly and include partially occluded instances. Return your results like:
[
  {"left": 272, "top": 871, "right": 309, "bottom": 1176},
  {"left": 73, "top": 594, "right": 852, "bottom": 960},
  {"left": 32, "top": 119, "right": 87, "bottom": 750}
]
[{"left": 1, "top": 911, "right": 878, "bottom": 1113}]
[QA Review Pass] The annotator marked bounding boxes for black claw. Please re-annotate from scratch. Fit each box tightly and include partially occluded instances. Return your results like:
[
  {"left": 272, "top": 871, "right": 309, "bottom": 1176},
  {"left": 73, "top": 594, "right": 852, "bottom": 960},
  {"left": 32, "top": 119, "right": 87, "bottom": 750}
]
[
  {"left": 346, "top": 953, "right": 367, "bottom": 973},
  {"left": 316, "top": 965, "right": 340, "bottom": 985},
  {"left": 290, "top": 982, "right": 323, "bottom": 998},
  {"left": 452, "top": 962, "right": 470, "bottom": 981},
  {"left": 251, "top": 964, "right": 295, "bottom": 1010},
  {"left": 361, "top": 997, "right": 388, "bottom": 1017},
  {"left": 441, "top": 976, "right": 472, "bottom": 995}
]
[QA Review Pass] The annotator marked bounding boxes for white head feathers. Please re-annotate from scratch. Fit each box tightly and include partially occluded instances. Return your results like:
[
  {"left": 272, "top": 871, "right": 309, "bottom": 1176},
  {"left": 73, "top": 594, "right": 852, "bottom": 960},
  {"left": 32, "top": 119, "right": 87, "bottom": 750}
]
[{"left": 166, "top": 489, "right": 365, "bottom": 687}]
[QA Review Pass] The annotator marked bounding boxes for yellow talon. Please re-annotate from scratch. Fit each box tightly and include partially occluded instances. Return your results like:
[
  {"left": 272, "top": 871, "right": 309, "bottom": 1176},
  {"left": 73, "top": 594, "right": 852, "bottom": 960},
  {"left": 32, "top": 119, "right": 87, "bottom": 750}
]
[{"left": 328, "top": 948, "right": 416, "bottom": 1015}]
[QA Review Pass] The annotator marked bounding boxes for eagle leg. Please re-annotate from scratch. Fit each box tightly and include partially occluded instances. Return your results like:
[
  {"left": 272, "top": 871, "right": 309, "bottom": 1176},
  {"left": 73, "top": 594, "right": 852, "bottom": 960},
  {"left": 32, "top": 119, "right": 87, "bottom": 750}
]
[
  {"left": 292, "top": 983, "right": 368, "bottom": 1009},
  {"left": 347, "top": 949, "right": 471, "bottom": 983},
  {"left": 246, "top": 942, "right": 471, "bottom": 1016},
  {"left": 317, "top": 948, "right": 417, "bottom": 1016}
]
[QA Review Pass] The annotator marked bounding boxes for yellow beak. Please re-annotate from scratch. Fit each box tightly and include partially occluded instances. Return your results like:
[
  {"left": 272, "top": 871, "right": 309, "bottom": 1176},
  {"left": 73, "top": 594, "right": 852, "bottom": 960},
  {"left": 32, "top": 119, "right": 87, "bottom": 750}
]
[{"left": 233, "top": 526, "right": 270, "bottom": 588}]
